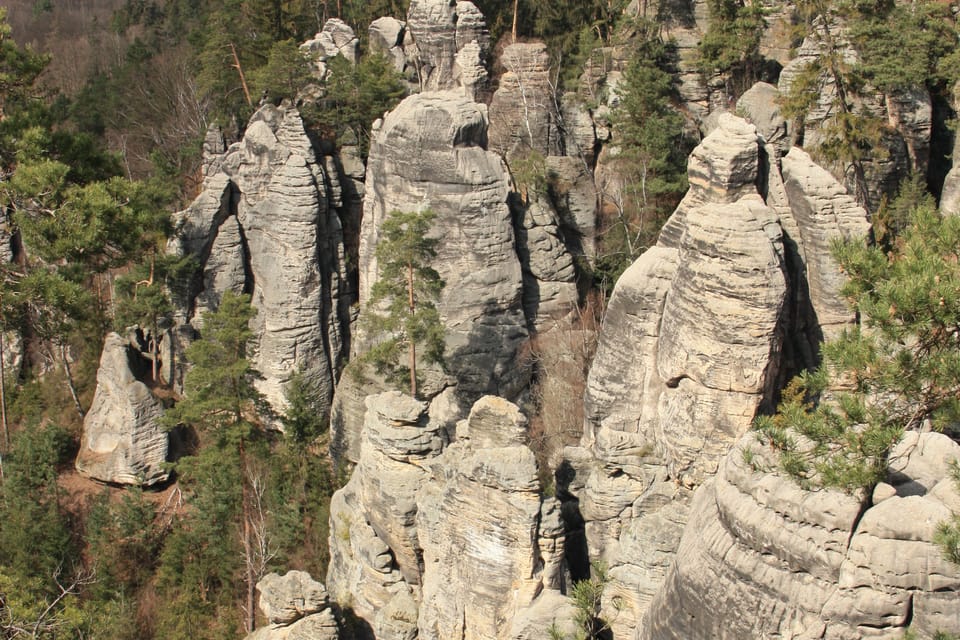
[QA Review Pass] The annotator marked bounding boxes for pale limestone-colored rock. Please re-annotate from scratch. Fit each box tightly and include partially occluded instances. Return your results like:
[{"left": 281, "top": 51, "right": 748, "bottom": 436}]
[
  {"left": 576, "top": 116, "right": 792, "bottom": 634},
  {"left": 778, "top": 19, "right": 929, "bottom": 209},
  {"left": 736, "top": 81, "right": 788, "bottom": 154},
  {"left": 374, "top": 587, "right": 419, "bottom": 640},
  {"left": 545, "top": 155, "right": 597, "bottom": 259},
  {"left": 326, "top": 391, "right": 445, "bottom": 630},
  {"left": 488, "top": 42, "right": 560, "bottom": 157},
  {"left": 417, "top": 396, "right": 565, "bottom": 640},
  {"left": 642, "top": 431, "right": 960, "bottom": 639},
  {"left": 76, "top": 333, "right": 167, "bottom": 486},
  {"left": 516, "top": 193, "right": 578, "bottom": 330},
  {"left": 406, "top": 0, "right": 489, "bottom": 98},
  {"left": 781, "top": 147, "right": 871, "bottom": 338},
  {"left": 192, "top": 214, "right": 247, "bottom": 323},
  {"left": 257, "top": 571, "right": 329, "bottom": 625},
  {"left": 359, "top": 91, "right": 529, "bottom": 411},
  {"left": 301, "top": 19, "right": 359, "bottom": 78},
  {"left": 369, "top": 17, "right": 407, "bottom": 72},
  {"left": 246, "top": 571, "right": 339, "bottom": 640},
  {"left": 173, "top": 104, "right": 350, "bottom": 424},
  {"left": 657, "top": 113, "right": 761, "bottom": 248}
]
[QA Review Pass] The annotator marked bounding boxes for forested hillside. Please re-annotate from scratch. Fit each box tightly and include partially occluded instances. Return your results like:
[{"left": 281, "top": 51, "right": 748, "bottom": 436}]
[{"left": 0, "top": 0, "right": 958, "bottom": 638}]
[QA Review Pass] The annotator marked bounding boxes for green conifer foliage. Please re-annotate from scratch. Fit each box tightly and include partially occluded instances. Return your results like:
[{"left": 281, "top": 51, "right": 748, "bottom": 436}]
[
  {"left": 755, "top": 199, "right": 960, "bottom": 493},
  {"left": 362, "top": 209, "right": 445, "bottom": 399}
]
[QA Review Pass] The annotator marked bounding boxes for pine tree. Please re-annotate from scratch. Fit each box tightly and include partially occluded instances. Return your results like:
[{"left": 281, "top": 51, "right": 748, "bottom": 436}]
[
  {"left": 754, "top": 195, "right": 960, "bottom": 493},
  {"left": 362, "top": 209, "right": 445, "bottom": 399},
  {"left": 162, "top": 291, "right": 264, "bottom": 634}
]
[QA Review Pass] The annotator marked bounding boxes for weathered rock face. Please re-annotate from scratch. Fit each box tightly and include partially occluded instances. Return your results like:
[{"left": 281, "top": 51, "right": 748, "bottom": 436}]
[
  {"left": 246, "top": 571, "right": 340, "bottom": 640},
  {"left": 326, "top": 391, "right": 443, "bottom": 635},
  {"left": 515, "top": 193, "right": 579, "bottom": 330},
  {"left": 170, "top": 103, "right": 350, "bottom": 422},
  {"left": 940, "top": 83, "right": 960, "bottom": 216},
  {"left": 574, "top": 114, "right": 872, "bottom": 634},
  {"left": 417, "top": 396, "right": 566, "bottom": 639},
  {"left": 778, "top": 19, "right": 931, "bottom": 210},
  {"left": 357, "top": 91, "right": 529, "bottom": 408},
  {"left": 76, "top": 333, "right": 168, "bottom": 486},
  {"left": 780, "top": 146, "right": 871, "bottom": 338},
  {"left": 488, "top": 42, "right": 560, "bottom": 158},
  {"left": 643, "top": 431, "right": 960, "bottom": 640},
  {"left": 301, "top": 19, "right": 359, "bottom": 78},
  {"left": 368, "top": 17, "right": 407, "bottom": 72},
  {"left": 736, "top": 81, "right": 788, "bottom": 155},
  {"left": 406, "top": 0, "right": 489, "bottom": 98},
  {"left": 327, "top": 394, "right": 567, "bottom": 640}
]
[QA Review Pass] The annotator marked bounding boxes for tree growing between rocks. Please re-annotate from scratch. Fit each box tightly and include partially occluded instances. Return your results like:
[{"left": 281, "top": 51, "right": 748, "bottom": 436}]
[
  {"left": 361, "top": 209, "right": 445, "bottom": 399},
  {"left": 753, "top": 193, "right": 960, "bottom": 494},
  {"left": 161, "top": 291, "right": 265, "bottom": 635}
]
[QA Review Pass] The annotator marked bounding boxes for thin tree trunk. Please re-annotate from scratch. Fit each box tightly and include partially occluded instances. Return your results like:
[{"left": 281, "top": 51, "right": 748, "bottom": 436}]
[
  {"left": 0, "top": 328, "right": 8, "bottom": 452},
  {"left": 230, "top": 43, "right": 253, "bottom": 107},
  {"left": 239, "top": 441, "right": 256, "bottom": 634},
  {"left": 60, "top": 343, "right": 84, "bottom": 419},
  {"left": 512, "top": 0, "right": 519, "bottom": 43},
  {"left": 407, "top": 262, "right": 417, "bottom": 399}
]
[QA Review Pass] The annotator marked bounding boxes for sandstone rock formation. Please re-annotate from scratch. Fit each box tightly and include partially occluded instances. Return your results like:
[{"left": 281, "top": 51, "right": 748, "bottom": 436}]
[
  {"left": 301, "top": 19, "right": 359, "bottom": 78},
  {"left": 573, "top": 114, "right": 871, "bottom": 634},
  {"left": 778, "top": 18, "right": 931, "bottom": 210},
  {"left": 170, "top": 103, "right": 350, "bottom": 422},
  {"left": 327, "top": 391, "right": 442, "bottom": 635},
  {"left": 417, "top": 396, "right": 567, "bottom": 639},
  {"left": 406, "top": 0, "right": 489, "bottom": 98},
  {"left": 357, "top": 91, "right": 528, "bottom": 407},
  {"left": 488, "top": 42, "right": 560, "bottom": 158},
  {"left": 327, "top": 394, "right": 567, "bottom": 639},
  {"left": 246, "top": 571, "right": 340, "bottom": 640},
  {"left": 643, "top": 431, "right": 960, "bottom": 639},
  {"left": 368, "top": 17, "right": 407, "bottom": 72},
  {"left": 76, "top": 333, "right": 168, "bottom": 486}
]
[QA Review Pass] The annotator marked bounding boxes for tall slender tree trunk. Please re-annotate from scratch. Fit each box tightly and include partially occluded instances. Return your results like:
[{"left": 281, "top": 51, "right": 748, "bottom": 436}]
[
  {"left": 407, "top": 262, "right": 417, "bottom": 399},
  {"left": 239, "top": 440, "right": 256, "bottom": 634},
  {"left": 59, "top": 343, "right": 84, "bottom": 419},
  {"left": 0, "top": 328, "right": 8, "bottom": 452},
  {"left": 512, "top": 0, "right": 519, "bottom": 43}
]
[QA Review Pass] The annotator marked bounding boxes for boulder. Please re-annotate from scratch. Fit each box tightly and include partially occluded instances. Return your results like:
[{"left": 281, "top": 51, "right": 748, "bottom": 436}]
[
  {"left": 368, "top": 17, "right": 407, "bottom": 72},
  {"left": 76, "top": 333, "right": 167, "bottom": 486},
  {"left": 301, "top": 18, "right": 359, "bottom": 78},
  {"left": 642, "top": 432, "right": 960, "bottom": 639},
  {"left": 245, "top": 571, "right": 339, "bottom": 640}
]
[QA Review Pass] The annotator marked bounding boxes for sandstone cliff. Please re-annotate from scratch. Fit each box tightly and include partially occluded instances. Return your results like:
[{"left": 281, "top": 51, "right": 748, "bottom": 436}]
[
  {"left": 572, "top": 113, "right": 871, "bottom": 634},
  {"left": 169, "top": 104, "right": 351, "bottom": 422}
]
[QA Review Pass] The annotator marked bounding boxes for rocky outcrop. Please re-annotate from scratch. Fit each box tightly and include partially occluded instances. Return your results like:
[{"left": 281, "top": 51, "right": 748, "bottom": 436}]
[
  {"left": 357, "top": 91, "right": 528, "bottom": 408},
  {"left": 778, "top": 19, "right": 931, "bottom": 210},
  {"left": 406, "top": 0, "right": 489, "bottom": 98},
  {"left": 327, "top": 394, "right": 566, "bottom": 639},
  {"left": 326, "top": 391, "right": 443, "bottom": 634},
  {"left": 780, "top": 146, "right": 871, "bottom": 338},
  {"left": 515, "top": 193, "right": 579, "bottom": 330},
  {"left": 643, "top": 431, "right": 960, "bottom": 639},
  {"left": 417, "top": 396, "right": 566, "bottom": 639},
  {"left": 170, "top": 103, "right": 350, "bottom": 422},
  {"left": 246, "top": 571, "right": 340, "bottom": 640},
  {"left": 76, "top": 333, "right": 168, "bottom": 486},
  {"left": 368, "top": 17, "right": 407, "bottom": 72},
  {"left": 488, "top": 42, "right": 560, "bottom": 158},
  {"left": 573, "top": 114, "right": 873, "bottom": 633},
  {"left": 301, "top": 19, "right": 359, "bottom": 78}
]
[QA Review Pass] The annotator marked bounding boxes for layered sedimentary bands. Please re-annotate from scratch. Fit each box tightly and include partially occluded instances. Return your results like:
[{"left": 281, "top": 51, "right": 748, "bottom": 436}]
[{"left": 75, "top": 0, "right": 960, "bottom": 637}]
